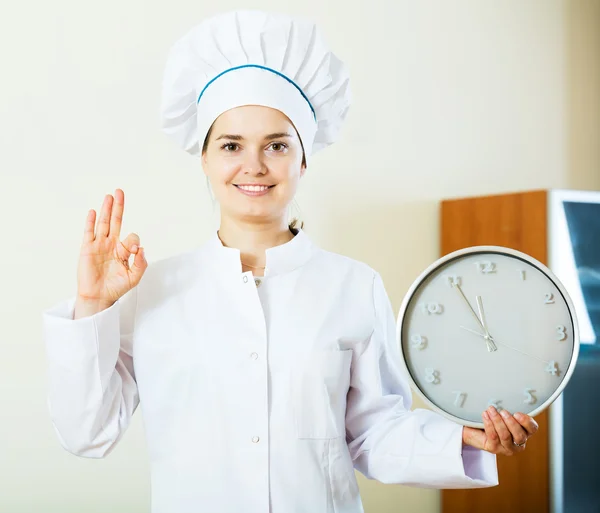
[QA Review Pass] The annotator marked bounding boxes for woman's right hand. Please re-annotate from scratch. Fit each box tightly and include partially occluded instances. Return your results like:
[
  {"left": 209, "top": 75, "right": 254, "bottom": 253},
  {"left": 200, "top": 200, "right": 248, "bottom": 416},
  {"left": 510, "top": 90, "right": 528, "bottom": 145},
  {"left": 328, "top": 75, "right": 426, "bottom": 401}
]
[{"left": 76, "top": 189, "right": 148, "bottom": 310}]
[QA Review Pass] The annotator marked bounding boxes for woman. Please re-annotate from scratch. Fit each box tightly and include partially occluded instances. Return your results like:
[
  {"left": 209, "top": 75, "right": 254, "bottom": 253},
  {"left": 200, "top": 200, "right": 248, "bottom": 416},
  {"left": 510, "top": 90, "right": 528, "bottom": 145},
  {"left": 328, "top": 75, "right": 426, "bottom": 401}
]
[{"left": 42, "top": 10, "right": 538, "bottom": 513}]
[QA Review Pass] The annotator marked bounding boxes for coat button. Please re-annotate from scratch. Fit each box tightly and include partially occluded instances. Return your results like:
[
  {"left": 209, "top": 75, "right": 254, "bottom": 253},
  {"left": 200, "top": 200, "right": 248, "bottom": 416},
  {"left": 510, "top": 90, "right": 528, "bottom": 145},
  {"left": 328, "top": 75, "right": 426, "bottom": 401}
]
[
  {"left": 250, "top": 352, "right": 259, "bottom": 360},
  {"left": 252, "top": 436, "right": 260, "bottom": 443},
  {"left": 254, "top": 278, "right": 262, "bottom": 287}
]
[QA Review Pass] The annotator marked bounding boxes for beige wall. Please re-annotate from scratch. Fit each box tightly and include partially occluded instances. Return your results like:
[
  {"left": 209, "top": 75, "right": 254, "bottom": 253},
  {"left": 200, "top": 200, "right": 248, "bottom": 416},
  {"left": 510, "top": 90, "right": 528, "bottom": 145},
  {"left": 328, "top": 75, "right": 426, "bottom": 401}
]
[
  {"left": 567, "top": 0, "right": 600, "bottom": 191},
  {"left": 0, "top": 1, "right": 598, "bottom": 512}
]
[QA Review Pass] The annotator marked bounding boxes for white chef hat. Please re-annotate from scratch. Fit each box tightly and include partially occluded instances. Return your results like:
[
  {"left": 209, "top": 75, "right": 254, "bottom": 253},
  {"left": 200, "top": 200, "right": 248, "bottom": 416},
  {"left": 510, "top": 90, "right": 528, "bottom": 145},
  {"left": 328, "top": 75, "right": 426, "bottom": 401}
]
[{"left": 159, "top": 10, "right": 351, "bottom": 165}]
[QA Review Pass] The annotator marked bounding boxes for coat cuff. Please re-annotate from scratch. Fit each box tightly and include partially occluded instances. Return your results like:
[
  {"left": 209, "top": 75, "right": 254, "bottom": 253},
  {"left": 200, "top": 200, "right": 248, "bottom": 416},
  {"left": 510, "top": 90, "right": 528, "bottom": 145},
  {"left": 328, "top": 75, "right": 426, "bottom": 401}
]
[
  {"left": 361, "top": 410, "right": 499, "bottom": 488},
  {"left": 461, "top": 444, "right": 499, "bottom": 486},
  {"left": 409, "top": 414, "right": 498, "bottom": 488},
  {"left": 42, "top": 296, "right": 121, "bottom": 379},
  {"left": 417, "top": 418, "right": 498, "bottom": 488}
]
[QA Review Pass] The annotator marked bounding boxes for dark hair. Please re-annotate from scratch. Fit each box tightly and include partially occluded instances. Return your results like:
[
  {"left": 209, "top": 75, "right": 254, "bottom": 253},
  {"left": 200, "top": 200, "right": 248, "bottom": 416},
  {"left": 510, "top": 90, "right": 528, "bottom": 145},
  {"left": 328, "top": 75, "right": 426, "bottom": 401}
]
[
  {"left": 288, "top": 218, "right": 304, "bottom": 232},
  {"left": 202, "top": 123, "right": 306, "bottom": 232}
]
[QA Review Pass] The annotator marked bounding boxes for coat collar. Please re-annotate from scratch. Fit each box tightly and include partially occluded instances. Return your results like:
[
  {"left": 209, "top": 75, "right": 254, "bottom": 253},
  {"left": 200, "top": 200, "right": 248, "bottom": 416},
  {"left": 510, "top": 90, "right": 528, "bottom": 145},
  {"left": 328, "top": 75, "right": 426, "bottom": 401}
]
[{"left": 204, "top": 228, "right": 316, "bottom": 277}]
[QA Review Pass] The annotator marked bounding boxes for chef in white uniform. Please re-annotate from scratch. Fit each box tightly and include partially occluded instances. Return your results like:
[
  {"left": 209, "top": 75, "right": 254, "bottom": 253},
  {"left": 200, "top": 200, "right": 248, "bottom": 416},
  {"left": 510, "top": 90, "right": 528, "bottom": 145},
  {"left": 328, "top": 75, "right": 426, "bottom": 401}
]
[{"left": 42, "top": 10, "right": 539, "bottom": 513}]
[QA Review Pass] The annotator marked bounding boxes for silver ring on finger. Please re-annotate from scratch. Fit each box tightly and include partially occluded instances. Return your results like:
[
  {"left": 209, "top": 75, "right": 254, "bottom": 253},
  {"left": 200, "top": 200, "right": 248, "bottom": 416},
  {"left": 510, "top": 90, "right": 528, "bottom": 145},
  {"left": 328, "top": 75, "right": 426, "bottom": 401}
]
[{"left": 513, "top": 437, "right": 527, "bottom": 447}]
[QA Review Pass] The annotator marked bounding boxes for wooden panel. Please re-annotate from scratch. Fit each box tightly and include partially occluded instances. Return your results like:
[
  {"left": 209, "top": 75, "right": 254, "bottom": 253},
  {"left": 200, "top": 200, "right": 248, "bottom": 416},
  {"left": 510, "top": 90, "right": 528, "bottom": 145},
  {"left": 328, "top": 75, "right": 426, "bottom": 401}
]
[{"left": 440, "top": 190, "right": 550, "bottom": 513}]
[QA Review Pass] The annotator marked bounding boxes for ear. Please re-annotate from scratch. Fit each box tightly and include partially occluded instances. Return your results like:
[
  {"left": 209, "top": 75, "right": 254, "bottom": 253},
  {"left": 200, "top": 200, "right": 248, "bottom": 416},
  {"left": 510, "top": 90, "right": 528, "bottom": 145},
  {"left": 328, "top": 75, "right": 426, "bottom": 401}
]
[
  {"left": 201, "top": 152, "right": 208, "bottom": 176},
  {"left": 300, "top": 161, "right": 307, "bottom": 178}
]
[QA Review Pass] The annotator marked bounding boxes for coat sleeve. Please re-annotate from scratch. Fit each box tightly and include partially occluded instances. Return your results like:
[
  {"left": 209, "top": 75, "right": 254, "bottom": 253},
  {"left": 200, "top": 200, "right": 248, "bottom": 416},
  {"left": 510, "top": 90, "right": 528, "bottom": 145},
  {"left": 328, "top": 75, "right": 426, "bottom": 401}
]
[
  {"left": 41, "top": 285, "right": 139, "bottom": 458},
  {"left": 344, "top": 271, "right": 498, "bottom": 488}
]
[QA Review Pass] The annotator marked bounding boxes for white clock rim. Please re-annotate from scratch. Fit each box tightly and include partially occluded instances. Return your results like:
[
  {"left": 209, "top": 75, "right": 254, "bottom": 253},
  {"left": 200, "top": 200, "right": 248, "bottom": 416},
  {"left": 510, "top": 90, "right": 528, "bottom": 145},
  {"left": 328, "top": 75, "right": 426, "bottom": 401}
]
[{"left": 395, "top": 244, "right": 581, "bottom": 429}]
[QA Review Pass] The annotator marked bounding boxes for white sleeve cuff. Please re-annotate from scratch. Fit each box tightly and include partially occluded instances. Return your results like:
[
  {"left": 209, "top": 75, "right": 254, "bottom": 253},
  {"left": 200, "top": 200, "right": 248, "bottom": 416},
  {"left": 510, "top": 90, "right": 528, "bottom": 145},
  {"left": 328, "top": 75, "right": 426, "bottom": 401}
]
[
  {"left": 42, "top": 296, "right": 121, "bottom": 378},
  {"left": 461, "top": 444, "right": 499, "bottom": 486}
]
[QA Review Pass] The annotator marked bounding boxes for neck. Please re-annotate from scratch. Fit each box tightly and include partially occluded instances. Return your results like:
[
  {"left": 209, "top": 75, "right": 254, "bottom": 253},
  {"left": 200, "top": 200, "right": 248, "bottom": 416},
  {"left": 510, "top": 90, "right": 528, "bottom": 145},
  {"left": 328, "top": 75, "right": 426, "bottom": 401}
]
[{"left": 217, "top": 216, "right": 296, "bottom": 274}]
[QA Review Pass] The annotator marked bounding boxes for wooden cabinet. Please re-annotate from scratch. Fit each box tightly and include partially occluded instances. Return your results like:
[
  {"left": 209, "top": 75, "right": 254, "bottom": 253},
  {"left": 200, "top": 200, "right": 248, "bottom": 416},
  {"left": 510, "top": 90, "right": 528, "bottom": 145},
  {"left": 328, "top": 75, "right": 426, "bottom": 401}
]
[
  {"left": 440, "top": 188, "right": 600, "bottom": 513},
  {"left": 440, "top": 189, "right": 550, "bottom": 513}
]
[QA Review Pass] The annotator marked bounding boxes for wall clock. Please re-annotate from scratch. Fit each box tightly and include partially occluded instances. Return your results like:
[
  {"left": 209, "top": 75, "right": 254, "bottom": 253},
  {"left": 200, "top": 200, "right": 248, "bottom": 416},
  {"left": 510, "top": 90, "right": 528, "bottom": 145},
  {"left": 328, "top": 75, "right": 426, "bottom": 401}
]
[{"left": 397, "top": 246, "right": 580, "bottom": 428}]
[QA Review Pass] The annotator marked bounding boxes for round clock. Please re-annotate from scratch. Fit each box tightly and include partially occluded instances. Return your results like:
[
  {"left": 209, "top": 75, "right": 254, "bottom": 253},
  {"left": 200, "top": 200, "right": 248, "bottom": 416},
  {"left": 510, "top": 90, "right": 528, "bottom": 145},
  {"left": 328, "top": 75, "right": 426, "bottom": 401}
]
[{"left": 396, "top": 246, "right": 580, "bottom": 429}]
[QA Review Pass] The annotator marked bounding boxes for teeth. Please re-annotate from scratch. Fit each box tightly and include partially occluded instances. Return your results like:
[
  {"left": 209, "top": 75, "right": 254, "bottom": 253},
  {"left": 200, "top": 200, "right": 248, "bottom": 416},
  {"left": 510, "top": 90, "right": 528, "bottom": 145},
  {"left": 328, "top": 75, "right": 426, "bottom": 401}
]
[{"left": 238, "top": 185, "right": 269, "bottom": 192}]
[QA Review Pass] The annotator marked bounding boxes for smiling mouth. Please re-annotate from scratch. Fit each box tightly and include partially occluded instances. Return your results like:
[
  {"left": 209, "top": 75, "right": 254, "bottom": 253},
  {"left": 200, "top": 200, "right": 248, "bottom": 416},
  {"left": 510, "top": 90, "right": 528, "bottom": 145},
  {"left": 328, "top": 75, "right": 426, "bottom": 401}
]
[
  {"left": 232, "top": 183, "right": 275, "bottom": 190},
  {"left": 233, "top": 184, "right": 276, "bottom": 193}
]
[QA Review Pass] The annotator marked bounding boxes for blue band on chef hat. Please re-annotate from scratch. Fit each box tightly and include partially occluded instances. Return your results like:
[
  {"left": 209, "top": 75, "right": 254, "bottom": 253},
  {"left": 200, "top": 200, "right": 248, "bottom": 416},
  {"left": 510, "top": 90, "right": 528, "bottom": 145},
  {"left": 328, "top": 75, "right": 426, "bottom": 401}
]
[{"left": 196, "top": 64, "right": 317, "bottom": 121}]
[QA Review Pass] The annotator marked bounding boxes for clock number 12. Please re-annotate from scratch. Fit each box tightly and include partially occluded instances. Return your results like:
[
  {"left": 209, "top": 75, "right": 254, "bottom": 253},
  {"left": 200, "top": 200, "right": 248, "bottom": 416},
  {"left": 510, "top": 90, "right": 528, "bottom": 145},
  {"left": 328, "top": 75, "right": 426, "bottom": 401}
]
[{"left": 475, "top": 261, "right": 497, "bottom": 274}]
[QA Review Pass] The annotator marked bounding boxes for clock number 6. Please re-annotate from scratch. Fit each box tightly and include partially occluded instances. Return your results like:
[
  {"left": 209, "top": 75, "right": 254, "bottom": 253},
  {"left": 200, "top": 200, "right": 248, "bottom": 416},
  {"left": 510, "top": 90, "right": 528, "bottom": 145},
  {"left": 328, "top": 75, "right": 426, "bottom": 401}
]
[{"left": 487, "top": 399, "right": 503, "bottom": 411}]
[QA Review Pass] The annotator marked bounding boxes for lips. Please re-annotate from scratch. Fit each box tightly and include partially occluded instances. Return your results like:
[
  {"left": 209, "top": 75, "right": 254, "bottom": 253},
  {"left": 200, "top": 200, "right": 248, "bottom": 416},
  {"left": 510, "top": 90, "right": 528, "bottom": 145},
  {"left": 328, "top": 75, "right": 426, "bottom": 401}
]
[
  {"left": 233, "top": 184, "right": 275, "bottom": 197},
  {"left": 235, "top": 184, "right": 274, "bottom": 192}
]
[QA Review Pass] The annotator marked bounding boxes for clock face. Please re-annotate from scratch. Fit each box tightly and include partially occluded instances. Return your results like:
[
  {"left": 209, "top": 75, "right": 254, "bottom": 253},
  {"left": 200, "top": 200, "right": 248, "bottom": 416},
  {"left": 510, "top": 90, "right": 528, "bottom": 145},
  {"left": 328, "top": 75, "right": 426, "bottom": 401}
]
[{"left": 398, "top": 248, "right": 578, "bottom": 428}]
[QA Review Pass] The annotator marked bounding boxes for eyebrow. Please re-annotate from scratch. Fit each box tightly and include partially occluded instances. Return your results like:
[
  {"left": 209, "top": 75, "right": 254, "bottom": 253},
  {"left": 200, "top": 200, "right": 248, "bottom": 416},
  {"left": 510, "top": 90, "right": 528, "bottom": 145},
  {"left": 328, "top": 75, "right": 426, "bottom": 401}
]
[{"left": 214, "top": 132, "right": 294, "bottom": 141}]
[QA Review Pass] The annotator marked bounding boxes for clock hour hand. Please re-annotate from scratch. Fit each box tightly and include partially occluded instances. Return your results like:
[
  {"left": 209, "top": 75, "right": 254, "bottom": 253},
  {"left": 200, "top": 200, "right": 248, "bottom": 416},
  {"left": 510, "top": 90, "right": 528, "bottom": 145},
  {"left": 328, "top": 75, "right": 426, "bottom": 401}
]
[
  {"left": 475, "top": 295, "right": 498, "bottom": 351},
  {"left": 452, "top": 283, "right": 496, "bottom": 352}
]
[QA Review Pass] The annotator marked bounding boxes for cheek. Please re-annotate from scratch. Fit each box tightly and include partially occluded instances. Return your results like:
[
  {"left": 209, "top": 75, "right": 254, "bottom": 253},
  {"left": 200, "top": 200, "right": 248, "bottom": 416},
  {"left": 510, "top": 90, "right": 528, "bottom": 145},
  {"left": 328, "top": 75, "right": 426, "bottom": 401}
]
[
  {"left": 221, "top": 162, "right": 240, "bottom": 183},
  {"left": 206, "top": 161, "right": 238, "bottom": 188},
  {"left": 282, "top": 176, "right": 300, "bottom": 197},
  {"left": 282, "top": 171, "right": 302, "bottom": 198},
  {"left": 273, "top": 160, "right": 302, "bottom": 185}
]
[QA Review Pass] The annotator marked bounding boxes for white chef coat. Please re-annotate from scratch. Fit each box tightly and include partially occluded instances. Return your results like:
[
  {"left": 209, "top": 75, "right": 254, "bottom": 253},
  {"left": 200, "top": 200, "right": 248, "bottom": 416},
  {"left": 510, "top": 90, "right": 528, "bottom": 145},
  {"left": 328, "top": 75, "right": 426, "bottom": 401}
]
[{"left": 42, "top": 228, "right": 498, "bottom": 513}]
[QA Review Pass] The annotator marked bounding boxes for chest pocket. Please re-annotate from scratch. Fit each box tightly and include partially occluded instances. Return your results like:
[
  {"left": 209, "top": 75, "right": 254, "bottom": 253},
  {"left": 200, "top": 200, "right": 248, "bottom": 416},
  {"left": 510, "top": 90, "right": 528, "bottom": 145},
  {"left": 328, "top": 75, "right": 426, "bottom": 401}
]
[{"left": 292, "top": 349, "right": 353, "bottom": 439}]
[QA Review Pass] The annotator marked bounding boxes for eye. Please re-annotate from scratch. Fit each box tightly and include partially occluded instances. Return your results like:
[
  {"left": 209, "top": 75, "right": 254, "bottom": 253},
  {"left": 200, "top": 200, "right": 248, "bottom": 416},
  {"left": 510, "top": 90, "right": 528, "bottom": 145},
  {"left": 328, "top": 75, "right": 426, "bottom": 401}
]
[
  {"left": 268, "top": 142, "right": 288, "bottom": 152},
  {"left": 220, "top": 142, "right": 239, "bottom": 152}
]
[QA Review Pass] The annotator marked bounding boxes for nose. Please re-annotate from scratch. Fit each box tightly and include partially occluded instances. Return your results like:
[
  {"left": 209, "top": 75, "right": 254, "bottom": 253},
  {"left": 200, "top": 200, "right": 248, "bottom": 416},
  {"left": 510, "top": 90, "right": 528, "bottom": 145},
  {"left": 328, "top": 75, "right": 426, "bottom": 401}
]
[{"left": 242, "top": 149, "right": 266, "bottom": 175}]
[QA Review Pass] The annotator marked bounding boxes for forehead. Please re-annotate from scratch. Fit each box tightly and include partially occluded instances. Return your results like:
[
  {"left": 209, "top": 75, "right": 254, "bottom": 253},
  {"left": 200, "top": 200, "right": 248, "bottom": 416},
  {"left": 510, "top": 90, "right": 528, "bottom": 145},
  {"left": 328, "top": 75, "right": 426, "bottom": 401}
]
[{"left": 212, "top": 105, "right": 296, "bottom": 135}]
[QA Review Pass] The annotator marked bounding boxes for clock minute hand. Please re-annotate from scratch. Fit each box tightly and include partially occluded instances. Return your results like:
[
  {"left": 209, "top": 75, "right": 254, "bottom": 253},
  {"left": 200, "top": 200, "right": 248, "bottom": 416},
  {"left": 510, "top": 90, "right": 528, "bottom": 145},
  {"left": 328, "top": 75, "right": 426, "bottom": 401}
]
[
  {"left": 459, "top": 325, "right": 550, "bottom": 365},
  {"left": 452, "top": 283, "right": 496, "bottom": 352}
]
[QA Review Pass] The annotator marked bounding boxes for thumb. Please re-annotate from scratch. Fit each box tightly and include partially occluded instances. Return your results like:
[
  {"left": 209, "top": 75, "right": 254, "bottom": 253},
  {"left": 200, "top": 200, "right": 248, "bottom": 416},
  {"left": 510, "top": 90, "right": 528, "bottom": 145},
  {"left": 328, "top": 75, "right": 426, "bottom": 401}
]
[{"left": 129, "top": 246, "right": 148, "bottom": 285}]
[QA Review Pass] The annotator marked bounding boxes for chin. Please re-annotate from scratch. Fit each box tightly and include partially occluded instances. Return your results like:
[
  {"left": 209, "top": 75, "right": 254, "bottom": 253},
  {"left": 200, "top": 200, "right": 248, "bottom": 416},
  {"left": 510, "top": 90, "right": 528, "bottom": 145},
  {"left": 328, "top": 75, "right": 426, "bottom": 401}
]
[{"left": 236, "top": 209, "right": 285, "bottom": 224}]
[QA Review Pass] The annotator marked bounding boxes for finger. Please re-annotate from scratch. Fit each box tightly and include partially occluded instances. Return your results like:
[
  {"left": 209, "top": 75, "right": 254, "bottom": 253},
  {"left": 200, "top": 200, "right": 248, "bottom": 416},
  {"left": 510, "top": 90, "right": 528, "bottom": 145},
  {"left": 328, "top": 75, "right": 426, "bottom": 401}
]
[
  {"left": 116, "top": 233, "right": 141, "bottom": 265},
  {"left": 488, "top": 406, "right": 514, "bottom": 454},
  {"left": 96, "top": 194, "right": 113, "bottom": 238},
  {"left": 109, "top": 189, "right": 124, "bottom": 239},
  {"left": 130, "top": 246, "right": 148, "bottom": 284},
  {"left": 514, "top": 412, "right": 539, "bottom": 437},
  {"left": 83, "top": 209, "right": 96, "bottom": 243},
  {"left": 482, "top": 410, "right": 500, "bottom": 452},
  {"left": 499, "top": 409, "right": 529, "bottom": 448}
]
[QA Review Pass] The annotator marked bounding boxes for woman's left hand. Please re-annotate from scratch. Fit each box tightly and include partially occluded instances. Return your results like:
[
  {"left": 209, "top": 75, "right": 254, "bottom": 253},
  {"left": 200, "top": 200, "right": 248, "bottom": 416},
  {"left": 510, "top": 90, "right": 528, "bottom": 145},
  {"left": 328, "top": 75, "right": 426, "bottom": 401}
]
[{"left": 462, "top": 405, "right": 539, "bottom": 456}]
